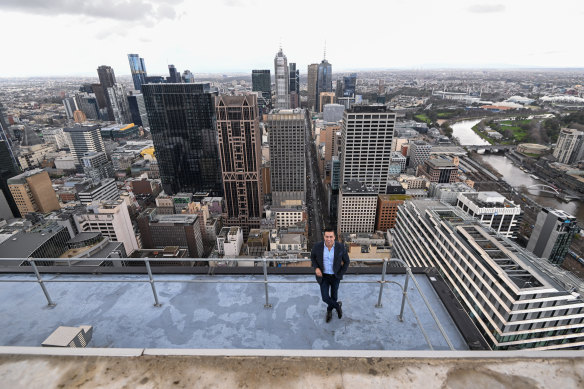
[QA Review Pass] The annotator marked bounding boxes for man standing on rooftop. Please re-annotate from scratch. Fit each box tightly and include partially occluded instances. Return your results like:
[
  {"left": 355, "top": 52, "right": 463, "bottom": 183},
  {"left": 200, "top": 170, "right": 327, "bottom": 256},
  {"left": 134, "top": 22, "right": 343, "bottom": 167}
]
[{"left": 311, "top": 227, "right": 350, "bottom": 322}]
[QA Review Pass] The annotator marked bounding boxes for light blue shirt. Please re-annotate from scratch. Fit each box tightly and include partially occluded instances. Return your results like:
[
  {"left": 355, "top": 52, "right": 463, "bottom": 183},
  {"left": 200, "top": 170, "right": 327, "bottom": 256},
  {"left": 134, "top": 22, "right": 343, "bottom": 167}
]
[{"left": 323, "top": 244, "right": 334, "bottom": 275}]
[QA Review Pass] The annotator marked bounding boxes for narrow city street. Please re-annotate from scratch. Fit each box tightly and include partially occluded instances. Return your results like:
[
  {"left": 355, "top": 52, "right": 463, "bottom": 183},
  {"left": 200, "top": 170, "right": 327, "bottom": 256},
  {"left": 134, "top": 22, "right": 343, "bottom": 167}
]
[{"left": 305, "top": 113, "right": 329, "bottom": 247}]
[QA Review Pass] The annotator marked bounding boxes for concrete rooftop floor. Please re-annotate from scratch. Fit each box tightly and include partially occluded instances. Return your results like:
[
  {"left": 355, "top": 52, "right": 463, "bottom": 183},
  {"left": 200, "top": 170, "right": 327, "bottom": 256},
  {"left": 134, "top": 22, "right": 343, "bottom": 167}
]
[{"left": 0, "top": 273, "right": 466, "bottom": 350}]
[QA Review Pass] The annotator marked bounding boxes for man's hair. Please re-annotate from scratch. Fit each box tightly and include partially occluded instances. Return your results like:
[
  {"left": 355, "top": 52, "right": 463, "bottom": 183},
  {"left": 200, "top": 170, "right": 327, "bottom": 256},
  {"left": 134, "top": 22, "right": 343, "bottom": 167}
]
[{"left": 323, "top": 227, "right": 335, "bottom": 235}]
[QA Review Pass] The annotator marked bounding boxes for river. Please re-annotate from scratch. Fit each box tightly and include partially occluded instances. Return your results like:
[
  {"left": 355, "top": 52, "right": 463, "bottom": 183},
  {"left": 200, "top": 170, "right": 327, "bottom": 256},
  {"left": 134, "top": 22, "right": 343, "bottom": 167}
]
[{"left": 452, "top": 119, "right": 584, "bottom": 223}]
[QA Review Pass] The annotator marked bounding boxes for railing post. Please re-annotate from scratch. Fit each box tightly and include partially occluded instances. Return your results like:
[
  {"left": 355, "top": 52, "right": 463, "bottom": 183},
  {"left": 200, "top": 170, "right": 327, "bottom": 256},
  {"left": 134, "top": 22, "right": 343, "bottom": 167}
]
[
  {"left": 262, "top": 258, "right": 272, "bottom": 308},
  {"left": 29, "top": 259, "right": 56, "bottom": 307},
  {"left": 375, "top": 258, "right": 388, "bottom": 308},
  {"left": 398, "top": 267, "right": 410, "bottom": 322},
  {"left": 145, "top": 259, "right": 161, "bottom": 307}
]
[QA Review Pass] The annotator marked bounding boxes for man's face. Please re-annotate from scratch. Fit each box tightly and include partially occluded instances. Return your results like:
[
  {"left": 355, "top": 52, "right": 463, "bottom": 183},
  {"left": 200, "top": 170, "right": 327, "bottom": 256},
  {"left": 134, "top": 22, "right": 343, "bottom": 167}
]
[{"left": 324, "top": 231, "right": 335, "bottom": 247}]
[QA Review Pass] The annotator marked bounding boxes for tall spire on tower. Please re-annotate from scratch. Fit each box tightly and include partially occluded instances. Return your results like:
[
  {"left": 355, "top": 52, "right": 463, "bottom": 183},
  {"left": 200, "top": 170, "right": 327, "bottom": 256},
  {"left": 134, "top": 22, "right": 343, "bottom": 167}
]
[{"left": 323, "top": 41, "right": 327, "bottom": 60}]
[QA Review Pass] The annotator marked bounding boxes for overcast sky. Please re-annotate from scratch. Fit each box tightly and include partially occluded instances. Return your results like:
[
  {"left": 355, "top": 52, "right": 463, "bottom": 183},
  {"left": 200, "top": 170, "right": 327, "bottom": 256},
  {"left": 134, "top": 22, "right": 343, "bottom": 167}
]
[{"left": 1, "top": 0, "right": 583, "bottom": 78}]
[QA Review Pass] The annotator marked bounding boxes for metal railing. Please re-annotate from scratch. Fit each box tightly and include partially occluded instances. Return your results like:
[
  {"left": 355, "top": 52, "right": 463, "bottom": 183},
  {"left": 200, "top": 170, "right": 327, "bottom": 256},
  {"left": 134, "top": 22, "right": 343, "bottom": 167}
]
[{"left": 0, "top": 257, "right": 455, "bottom": 350}]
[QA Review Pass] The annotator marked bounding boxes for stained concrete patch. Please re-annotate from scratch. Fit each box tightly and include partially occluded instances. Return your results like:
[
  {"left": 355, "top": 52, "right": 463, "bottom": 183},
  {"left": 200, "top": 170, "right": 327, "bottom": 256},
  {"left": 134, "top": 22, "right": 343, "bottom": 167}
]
[
  {"left": 0, "top": 355, "right": 582, "bottom": 389},
  {"left": 442, "top": 367, "right": 540, "bottom": 389}
]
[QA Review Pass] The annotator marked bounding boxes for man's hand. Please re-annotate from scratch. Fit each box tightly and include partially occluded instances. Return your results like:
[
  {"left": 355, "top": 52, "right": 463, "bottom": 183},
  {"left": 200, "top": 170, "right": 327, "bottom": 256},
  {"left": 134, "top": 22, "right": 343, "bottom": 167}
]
[{"left": 315, "top": 268, "right": 322, "bottom": 277}]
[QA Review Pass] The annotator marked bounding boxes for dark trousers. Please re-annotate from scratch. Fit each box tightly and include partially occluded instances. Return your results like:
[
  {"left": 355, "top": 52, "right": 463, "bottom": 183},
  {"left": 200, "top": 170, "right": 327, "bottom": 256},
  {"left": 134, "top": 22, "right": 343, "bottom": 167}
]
[{"left": 320, "top": 274, "right": 341, "bottom": 312}]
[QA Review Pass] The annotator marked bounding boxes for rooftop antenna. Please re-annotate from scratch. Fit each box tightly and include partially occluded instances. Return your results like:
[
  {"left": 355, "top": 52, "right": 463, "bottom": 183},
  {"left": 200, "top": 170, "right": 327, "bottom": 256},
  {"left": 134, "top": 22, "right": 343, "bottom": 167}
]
[
  {"left": 324, "top": 41, "right": 327, "bottom": 60},
  {"left": 279, "top": 37, "right": 282, "bottom": 52}
]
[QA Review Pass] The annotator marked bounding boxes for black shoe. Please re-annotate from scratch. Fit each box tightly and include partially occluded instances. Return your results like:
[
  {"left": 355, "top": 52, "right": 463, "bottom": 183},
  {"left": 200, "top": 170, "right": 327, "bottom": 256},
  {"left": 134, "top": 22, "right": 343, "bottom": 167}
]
[
  {"left": 337, "top": 302, "right": 343, "bottom": 319},
  {"left": 326, "top": 310, "right": 332, "bottom": 323}
]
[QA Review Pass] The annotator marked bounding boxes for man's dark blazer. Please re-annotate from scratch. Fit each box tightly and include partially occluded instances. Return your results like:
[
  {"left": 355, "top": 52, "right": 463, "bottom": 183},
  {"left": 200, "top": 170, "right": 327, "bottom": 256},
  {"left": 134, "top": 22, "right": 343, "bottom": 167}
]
[{"left": 311, "top": 241, "right": 350, "bottom": 284}]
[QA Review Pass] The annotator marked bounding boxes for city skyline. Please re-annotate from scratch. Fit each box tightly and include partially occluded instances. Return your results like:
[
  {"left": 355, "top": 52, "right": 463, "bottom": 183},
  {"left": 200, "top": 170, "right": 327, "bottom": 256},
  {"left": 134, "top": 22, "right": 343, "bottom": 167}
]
[{"left": 1, "top": 0, "right": 584, "bottom": 77}]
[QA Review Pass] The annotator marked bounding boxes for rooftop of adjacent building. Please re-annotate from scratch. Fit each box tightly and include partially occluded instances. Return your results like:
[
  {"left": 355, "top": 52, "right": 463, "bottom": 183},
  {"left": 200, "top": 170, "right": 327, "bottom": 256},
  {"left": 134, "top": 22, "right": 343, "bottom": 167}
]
[
  {"left": 341, "top": 180, "right": 377, "bottom": 195},
  {"left": 425, "top": 159, "right": 457, "bottom": 168},
  {"left": 6, "top": 167, "right": 47, "bottom": 183},
  {"left": 0, "top": 225, "right": 65, "bottom": 260},
  {"left": 346, "top": 105, "right": 390, "bottom": 113},
  {"left": 63, "top": 124, "right": 101, "bottom": 133},
  {"left": 541, "top": 207, "right": 578, "bottom": 221},
  {"left": 407, "top": 200, "right": 584, "bottom": 295},
  {"left": 459, "top": 191, "right": 519, "bottom": 209}
]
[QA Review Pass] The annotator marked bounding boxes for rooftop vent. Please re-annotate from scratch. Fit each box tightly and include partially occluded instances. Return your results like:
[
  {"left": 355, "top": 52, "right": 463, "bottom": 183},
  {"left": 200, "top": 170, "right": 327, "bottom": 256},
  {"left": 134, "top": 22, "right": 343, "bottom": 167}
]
[{"left": 42, "top": 325, "right": 93, "bottom": 348}]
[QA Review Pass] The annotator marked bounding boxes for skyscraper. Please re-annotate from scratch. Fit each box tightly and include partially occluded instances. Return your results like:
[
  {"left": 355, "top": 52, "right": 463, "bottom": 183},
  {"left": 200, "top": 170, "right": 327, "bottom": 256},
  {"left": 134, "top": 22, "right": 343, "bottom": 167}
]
[
  {"left": 553, "top": 128, "right": 584, "bottom": 165},
  {"left": 316, "top": 59, "right": 332, "bottom": 112},
  {"left": 167, "top": 65, "right": 182, "bottom": 83},
  {"left": 343, "top": 73, "right": 357, "bottom": 97},
  {"left": 64, "top": 125, "right": 106, "bottom": 165},
  {"left": 215, "top": 95, "right": 263, "bottom": 236},
  {"left": 8, "top": 168, "right": 60, "bottom": 216},
  {"left": 307, "top": 64, "right": 318, "bottom": 111},
  {"left": 527, "top": 208, "right": 578, "bottom": 265},
  {"left": 97, "top": 65, "right": 117, "bottom": 121},
  {"left": 252, "top": 70, "right": 271, "bottom": 99},
  {"left": 339, "top": 105, "right": 396, "bottom": 193},
  {"left": 274, "top": 49, "right": 289, "bottom": 109},
  {"left": 106, "top": 84, "right": 132, "bottom": 124},
  {"left": 143, "top": 83, "right": 222, "bottom": 196},
  {"left": 289, "top": 63, "right": 299, "bottom": 95},
  {"left": 127, "top": 54, "right": 147, "bottom": 92},
  {"left": 267, "top": 109, "right": 307, "bottom": 206}
]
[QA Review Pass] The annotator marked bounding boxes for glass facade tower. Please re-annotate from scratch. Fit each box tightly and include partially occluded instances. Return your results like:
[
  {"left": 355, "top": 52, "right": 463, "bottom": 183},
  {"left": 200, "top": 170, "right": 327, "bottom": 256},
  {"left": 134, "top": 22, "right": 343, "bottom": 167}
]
[
  {"left": 128, "top": 54, "right": 148, "bottom": 92},
  {"left": 143, "top": 83, "right": 222, "bottom": 196}
]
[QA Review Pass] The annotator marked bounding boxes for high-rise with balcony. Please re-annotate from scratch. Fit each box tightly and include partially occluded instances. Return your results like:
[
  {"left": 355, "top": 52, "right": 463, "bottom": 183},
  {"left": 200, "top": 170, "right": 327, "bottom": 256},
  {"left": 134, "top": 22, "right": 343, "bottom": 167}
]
[
  {"left": 64, "top": 125, "right": 106, "bottom": 165},
  {"left": 527, "top": 208, "right": 578, "bottom": 265},
  {"left": 393, "top": 200, "right": 584, "bottom": 350},
  {"left": 127, "top": 54, "right": 147, "bottom": 92},
  {"left": 274, "top": 48, "right": 289, "bottom": 109},
  {"left": 267, "top": 109, "right": 306, "bottom": 206},
  {"left": 215, "top": 95, "right": 263, "bottom": 236},
  {"left": 143, "top": 83, "right": 222, "bottom": 196},
  {"left": 553, "top": 128, "right": 584, "bottom": 165},
  {"left": 339, "top": 105, "right": 396, "bottom": 193}
]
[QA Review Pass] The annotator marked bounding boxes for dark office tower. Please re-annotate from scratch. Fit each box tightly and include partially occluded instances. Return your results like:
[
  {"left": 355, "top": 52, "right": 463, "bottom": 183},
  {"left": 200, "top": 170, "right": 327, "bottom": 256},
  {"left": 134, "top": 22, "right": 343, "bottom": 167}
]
[
  {"left": 316, "top": 59, "right": 332, "bottom": 112},
  {"left": 252, "top": 70, "right": 271, "bottom": 99},
  {"left": 128, "top": 54, "right": 147, "bottom": 91},
  {"left": 127, "top": 93, "right": 148, "bottom": 127},
  {"left": 167, "top": 65, "right": 182, "bottom": 83},
  {"left": 343, "top": 73, "right": 357, "bottom": 97},
  {"left": 307, "top": 64, "right": 318, "bottom": 111},
  {"left": 182, "top": 70, "right": 195, "bottom": 83},
  {"left": 143, "top": 83, "right": 222, "bottom": 196},
  {"left": 215, "top": 95, "right": 263, "bottom": 236},
  {"left": 97, "top": 65, "right": 117, "bottom": 121},
  {"left": 97, "top": 65, "right": 116, "bottom": 88},
  {"left": 289, "top": 63, "right": 299, "bottom": 95}
]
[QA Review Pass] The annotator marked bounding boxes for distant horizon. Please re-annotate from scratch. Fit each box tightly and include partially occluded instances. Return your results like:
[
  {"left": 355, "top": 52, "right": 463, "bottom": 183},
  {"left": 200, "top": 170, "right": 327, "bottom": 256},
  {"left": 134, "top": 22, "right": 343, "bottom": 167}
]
[{"left": 3, "top": 65, "right": 584, "bottom": 80}]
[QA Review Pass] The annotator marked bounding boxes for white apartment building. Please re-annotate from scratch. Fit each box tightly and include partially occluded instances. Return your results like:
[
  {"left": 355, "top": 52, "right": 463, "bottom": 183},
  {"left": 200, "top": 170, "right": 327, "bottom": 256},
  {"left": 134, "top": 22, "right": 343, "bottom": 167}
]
[
  {"left": 216, "top": 226, "right": 243, "bottom": 257},
  {"left": 273, "top": 207, "right": 306, "bottom": 229},
  {"left": 393, "top": 200, "right": 584, "bottom": 350},
  {"left": 553, "top": 128, "right": 584, "bottom": 165},
  {"left": 337, "top": 180, "right": 378, "bottom": 236},
  {"left": 340, "top": 105, "right": 396, "bottom": 193},
  {"left": 456, "top": 191, "right": 522, "bottom": 239},
  {"left": 74, "top": 199, "right": 139, "bottom": 255}
]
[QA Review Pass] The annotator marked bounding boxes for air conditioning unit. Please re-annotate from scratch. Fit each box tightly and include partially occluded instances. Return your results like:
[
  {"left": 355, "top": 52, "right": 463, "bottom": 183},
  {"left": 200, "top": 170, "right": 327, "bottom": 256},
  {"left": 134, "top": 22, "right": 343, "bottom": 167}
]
[{"left": 42, "top": 325, "right": 93, "bottom": 348}]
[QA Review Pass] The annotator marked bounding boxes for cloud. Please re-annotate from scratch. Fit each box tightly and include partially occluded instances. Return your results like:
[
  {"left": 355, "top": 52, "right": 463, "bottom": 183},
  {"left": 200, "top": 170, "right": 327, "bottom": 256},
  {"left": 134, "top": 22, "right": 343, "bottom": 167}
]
[
  {"left": 468, "top": 4, "right": 506, "bottom": 13},
  {"left": 0, "top": 0, "right": 183, "bottom": 23}
]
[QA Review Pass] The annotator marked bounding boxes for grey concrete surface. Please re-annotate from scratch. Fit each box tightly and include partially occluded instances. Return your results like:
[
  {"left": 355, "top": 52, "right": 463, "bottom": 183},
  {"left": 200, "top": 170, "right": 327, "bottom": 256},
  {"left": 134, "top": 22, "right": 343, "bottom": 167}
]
[{"left": 0, "top": 273, "right": 466, "bottom": 350}]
